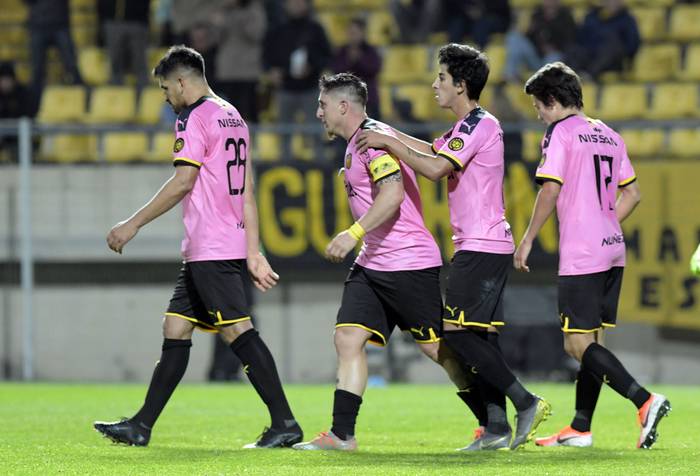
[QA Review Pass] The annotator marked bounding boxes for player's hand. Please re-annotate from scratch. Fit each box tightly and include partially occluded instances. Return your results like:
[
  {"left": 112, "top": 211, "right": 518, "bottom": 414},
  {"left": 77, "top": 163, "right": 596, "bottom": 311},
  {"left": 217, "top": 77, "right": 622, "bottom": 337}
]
[
  {"left": 691, "top": 244, "right": 700, "bottom": 276},
  {"left": 514, "top": 240, "right": 532, "bottom": 272},
  {"left": 106, "top": 220, "right": 138, "bottom": 254},
  {"left": 356, "top": 130, "right": 393, "bottom": 155},
  {"left": 325, "top": 231, "right": 357, "bottom": 263},
  {"left": 247, "top": 252, "right": 280, "bottom": 292}
]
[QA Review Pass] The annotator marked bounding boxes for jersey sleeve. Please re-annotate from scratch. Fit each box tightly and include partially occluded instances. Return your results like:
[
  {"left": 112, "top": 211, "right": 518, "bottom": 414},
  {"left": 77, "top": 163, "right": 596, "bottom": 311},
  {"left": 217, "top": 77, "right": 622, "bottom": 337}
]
[
  {"left": 435, "top": 127, "right": 482, "bottom": 171},
  {"left": 367, "top": 148, "right": 401, "bottom": 183},
  {"left": 618, "top": 142, "right": 637, "bottom": 187},
  {"left": 173, "top": 114, "right": 208, "bottom": 168},
  {"left": 535, "top": 126, "right": 567, "bottom": 185},
  {"left": 431, "top": 129, "right": 451, "bottom": 153}
]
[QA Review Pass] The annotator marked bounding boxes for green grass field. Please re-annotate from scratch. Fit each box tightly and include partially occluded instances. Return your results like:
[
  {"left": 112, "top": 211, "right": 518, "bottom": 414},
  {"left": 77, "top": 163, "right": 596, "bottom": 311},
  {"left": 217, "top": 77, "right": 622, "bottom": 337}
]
[{"left": 1, "top": 383, "right": 698, "bottom": 475}]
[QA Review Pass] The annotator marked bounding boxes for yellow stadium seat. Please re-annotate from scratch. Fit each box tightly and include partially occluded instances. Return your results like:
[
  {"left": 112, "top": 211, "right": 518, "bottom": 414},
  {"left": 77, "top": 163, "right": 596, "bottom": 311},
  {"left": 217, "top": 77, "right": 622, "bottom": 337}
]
[
  {"left": 380, "top": 45, "right": 429, "bottom": 84},
  {"left": 86, "top": 86, "right": 136, "bottom": 123},
  {"left": 510, "top": 0, "right": 540, "bottom": 7},
  {"left": 522, "top": 129, "right": 543, "bottom": 163},
  {"left": 0, "top": 0, "right": 27, "bottom": 22},
  {"left": 667, "top": 129, "right": 700, "bottom": 158},
  {"left": 37, "top": 86, "right": 86, "bottom": 123},
  {"left": 367, "top": 11, "right": 397, "bottom": 46},
  {"left": 394, "top": 85, "right": 433, "bottom": 121},
  {"left": 505, "top": 83, "right": 536, "bottom": 120},
  {"left": 631, "top": 43, "right": 680, "bottom": 82},
  {"left": 619, "top": 128, "right": 665, "bottom": 158},
  {"left": 292, "top": 134, "right": 314, "bottom": 161},
  {"left": 103, "top": 132, "right": 149, "bottom": 162},
  {"left": 317, "top": 12, "right": 350, "bottom": 47},
  {"left": 148, "top": 132, "right": 175, "bottom": 162},
  {"left": 597, "top": 84, "right": 647, "bottom": 121},
  {"left": 677, "top": 43, "right": 700, "bottom": 80},
  {"left": 632, "top": 7, "right": 667, "bottom": 41},
  {"left": 255, "top": 132, "right": 281, "bottom": 162},
  {"left": 41, "top": 134, "right": 96, "bottom": 163},
  {"left": 485, "top": 44, "right": 506, "bottom": 82},
  {"left": 137, "top": 87, "right": 166, "bottom": 125},
  {"left": 478, "top": 85, "right": 495, "bottom": 112},
  {"left": 351, "top": 0, "right": 388, "bottom": 8},
  {"left": 581, "top": 82, "right": 599, "bottom": 118},
  {"left": 79, "top": 47, "right": 109, "bottom": 86},
  {"left": 669, "top": 5, "right": 700, "bottom": 41},
  {"left": 648, "top": 83, "right": 699, "bottom": 119}
]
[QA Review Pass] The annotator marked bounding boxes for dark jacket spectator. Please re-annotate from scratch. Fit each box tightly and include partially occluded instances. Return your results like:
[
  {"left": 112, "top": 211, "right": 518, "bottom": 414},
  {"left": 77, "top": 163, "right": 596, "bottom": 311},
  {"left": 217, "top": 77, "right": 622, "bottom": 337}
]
[
  {"left": 0, "top": 62, "right": 30, "bottom": 118},
  {"left": 443, "top": 0, "right": 512, "bottom": 48},
  {"left": 332, "top": 18, "right": 382, "bottom": 119}
]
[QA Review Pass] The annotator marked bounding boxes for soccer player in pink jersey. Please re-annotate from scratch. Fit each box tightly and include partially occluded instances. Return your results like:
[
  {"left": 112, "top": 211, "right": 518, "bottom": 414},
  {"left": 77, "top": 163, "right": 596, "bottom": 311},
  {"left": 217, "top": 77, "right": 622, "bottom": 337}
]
[
  {"left": 515, "top": 62, "right": 670, "bottom": 449},
  {"left": 355, "top": 44, "right": 551, "bottom": 451},
  {"left": 294, "top": 73, "right": 482, "bottom": 451},
  {"left": 94, "top": 46, "right": 302, "bottom": 449}
]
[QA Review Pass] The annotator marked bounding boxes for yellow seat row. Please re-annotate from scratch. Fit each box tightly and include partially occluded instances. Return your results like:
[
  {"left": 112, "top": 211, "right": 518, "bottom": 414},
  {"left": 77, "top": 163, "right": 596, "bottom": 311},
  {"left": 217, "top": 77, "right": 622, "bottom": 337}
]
[{"left": 37, "top": 85, "right": 166, "bottom": 124}]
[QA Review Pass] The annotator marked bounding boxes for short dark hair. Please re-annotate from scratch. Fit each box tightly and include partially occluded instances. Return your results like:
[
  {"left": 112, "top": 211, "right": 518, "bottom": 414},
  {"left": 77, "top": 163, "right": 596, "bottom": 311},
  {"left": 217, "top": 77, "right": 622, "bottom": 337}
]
[
  {"left": 437, "top": 43, "right": 489, "bottom": 101},
  {"left": 318, "top": 73, "right": 368, "bottom": 106},
  {"left": 153, "top": 45, "right": 205, "bottom": 79},
  {"left": 524, "top": 62, "right": 584, "bottom": 109}
]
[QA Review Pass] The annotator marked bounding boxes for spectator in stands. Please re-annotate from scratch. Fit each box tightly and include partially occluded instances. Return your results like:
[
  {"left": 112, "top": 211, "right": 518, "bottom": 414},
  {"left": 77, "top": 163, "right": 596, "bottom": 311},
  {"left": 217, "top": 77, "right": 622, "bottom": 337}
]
[
  {"left": 390, "top": 0, "right": 442, "bottom": 44},
  {"left": 262, "top": 0, "right": 331, "bottom": 160},
  {"left": 170, "top": 0, "right": 219, "bottom": 45},
  {"left": 565, "top": 0, "right": 640, "bottom": 80},
  {"left": 210, "top": 0, "right": 267, "bottom": 123},
  {"left": 504, "top": 0, "right": 576, "bottom": 83},
  {"left": 332, "top": 17, "right": 382, "bottom": 119},
  {"left": 0, "top": 62, "right": 31, "bottom": 160},
  {"left": 443, "top": 0, "right": 512, "bottom": 49},
  {"left": 188, "top": 23, "right": 218, "bottom": 83},
  {"left": 98, "top": 0, "right": 151, "bottom": 89},
  {"left": 26, "top": 0, "right": 84, "bottom": 115}
]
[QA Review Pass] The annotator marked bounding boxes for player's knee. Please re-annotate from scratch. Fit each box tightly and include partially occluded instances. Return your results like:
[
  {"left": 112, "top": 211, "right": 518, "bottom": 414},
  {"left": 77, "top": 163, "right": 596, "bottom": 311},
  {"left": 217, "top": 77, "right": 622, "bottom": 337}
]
[
  {"left": 162, "top": 315, "right": 194, "bottom": 340},
  {"left": 564, "top": 334, "right": 591, "bottom": 362},
  {"left": 334, "top": 327, "right": 368, "bottom": 356},
  {"left": 219, "top": 320, "right": 255, "bottom": 344}
]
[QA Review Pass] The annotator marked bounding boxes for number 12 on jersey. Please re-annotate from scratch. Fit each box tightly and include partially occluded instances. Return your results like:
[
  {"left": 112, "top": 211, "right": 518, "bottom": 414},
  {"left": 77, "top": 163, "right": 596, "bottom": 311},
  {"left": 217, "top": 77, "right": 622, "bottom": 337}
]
[{"left": 226, "top": 137, "right": 247, "bottom": 195}]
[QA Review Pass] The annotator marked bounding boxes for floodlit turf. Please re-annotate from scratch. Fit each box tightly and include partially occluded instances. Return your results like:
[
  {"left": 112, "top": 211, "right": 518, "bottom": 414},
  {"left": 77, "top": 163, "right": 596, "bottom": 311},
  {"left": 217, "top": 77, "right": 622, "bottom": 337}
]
[{"left": 1, "top": 383, "right": 698, "bottom": 475}]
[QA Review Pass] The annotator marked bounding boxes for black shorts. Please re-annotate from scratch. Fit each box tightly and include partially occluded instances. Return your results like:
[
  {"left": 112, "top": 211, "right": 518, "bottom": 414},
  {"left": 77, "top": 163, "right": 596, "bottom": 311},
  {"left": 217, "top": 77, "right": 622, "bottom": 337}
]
[
  {"left": 336, "top": 264, "right": 443, "bottom": 346},
  {"left": 443, "top": 250, "right": 511, "bottom": 328},
  {"left": 558, "top": 267, "right": 623, "bottom": 333},
  {"left": 165, "top": 260, "right": 250, "bottom": 333}
]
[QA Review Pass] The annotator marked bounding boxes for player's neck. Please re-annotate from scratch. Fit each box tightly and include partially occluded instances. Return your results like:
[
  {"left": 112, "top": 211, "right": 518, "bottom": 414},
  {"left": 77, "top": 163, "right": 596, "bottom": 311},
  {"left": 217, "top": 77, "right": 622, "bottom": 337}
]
[
  {"left": 342, "top": 114, "right": 369, "bottom": 141},
  {"left": 552, "top": 107, "right": 583, "bottom": 123},
  {"left": 183, "top": 84, "right": 213, "bottom": 107},
  {"left": 452, "top": 99, "right": 478, "bottom": 119}
]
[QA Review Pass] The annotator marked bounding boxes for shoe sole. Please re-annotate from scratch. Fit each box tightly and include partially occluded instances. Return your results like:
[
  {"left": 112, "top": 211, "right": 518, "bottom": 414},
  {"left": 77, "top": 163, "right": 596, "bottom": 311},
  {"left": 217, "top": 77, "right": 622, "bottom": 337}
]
[
  {"left": 245, "top": 433, "right": 304, "bottom": 449},
  {"left": 639, "top": 399, "right": 672, "bottom": 449},
  {"left": 512, "top": 400, "right": 553, "bottom": 451},
  {"left": 94, "top": 426, "right": 148, "bottom": 447}
]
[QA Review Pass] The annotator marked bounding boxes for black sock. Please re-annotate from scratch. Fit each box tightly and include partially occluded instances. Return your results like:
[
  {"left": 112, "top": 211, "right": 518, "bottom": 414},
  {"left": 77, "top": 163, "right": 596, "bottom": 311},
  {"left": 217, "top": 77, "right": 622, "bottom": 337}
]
[
  {"left": 331, "top": 389, "right": 362, "bottom": 440},
  {"left": 481, "top": 332, "right": 509, "bottom": 434},
  {"left": 457, "top": 382, "right": 488, "bottom": 428},
  {"left": 570, "top": 365, "right": 602, "bottom": 432},
  {"left": 230, "top": 329, "right": 295, "bottom": 429},
  {"left": 443, "top": 330, "right": 534, "bottom": 411},
  {"left": 581, "top": 343, "right": 651, "bottom": 409},
  {"left": 132, "top": 338, "right": 191, "bottom": 428}
]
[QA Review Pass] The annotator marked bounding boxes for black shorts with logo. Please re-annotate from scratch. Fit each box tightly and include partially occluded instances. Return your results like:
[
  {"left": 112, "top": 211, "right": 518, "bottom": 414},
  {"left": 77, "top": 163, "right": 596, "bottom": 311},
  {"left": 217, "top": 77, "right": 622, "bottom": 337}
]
[
  {"left": 336, "top": 264, "right": 443, "bottom": 346},
  {"left": 443, "top": 250, "right": 511, "bottom": 328},
  {"left": 558, "top": 267, "right": 623, "bottom": 333},
  {"left": 165, "top": 260, "right": 250, "bottom": 333}
]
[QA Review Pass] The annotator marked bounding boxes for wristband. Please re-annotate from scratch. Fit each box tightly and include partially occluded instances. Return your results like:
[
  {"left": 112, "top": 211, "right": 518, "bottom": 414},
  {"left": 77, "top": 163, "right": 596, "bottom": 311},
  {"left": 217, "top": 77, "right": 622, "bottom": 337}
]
[{"left": 348, "top": 222, "right": 366, "bottom": 240}]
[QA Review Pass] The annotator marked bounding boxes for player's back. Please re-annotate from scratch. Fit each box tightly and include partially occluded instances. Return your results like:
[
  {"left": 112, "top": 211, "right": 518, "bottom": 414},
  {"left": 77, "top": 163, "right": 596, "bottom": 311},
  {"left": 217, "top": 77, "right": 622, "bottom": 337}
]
[
  {"left": 173, "top": 96, "right": 249, "bottom": 262},
  {"left": 536, "top": 115, "right": 636, "bottom": 275}
]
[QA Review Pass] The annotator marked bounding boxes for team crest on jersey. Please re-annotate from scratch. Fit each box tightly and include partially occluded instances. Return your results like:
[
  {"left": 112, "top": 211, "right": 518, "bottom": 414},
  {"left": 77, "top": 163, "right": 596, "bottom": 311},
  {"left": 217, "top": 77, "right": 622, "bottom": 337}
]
[
  {"left": 173, "top": 138, "right": 185, "bottom": 153},
  {"left": 448, "top": 138, "right": 464, "bottom": 151},
  {"left": 345, "top": 153, "right": 352, "bottom": 169}
]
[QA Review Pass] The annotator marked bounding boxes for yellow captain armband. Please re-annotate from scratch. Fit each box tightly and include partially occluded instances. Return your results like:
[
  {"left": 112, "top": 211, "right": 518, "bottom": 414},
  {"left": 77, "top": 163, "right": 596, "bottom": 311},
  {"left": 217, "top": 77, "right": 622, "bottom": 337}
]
[{"left": 348, "top": 222, "right": 366, "bottom": 241}]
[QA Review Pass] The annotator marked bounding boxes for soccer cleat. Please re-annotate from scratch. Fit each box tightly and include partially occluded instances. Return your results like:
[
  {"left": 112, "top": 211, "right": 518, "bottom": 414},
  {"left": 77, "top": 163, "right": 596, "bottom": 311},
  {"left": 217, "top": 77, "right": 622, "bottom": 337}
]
[
  {"left": 243, "top": 424, "right": 304, "bottom": 448},
  {"left": 637, "top": 393, "right": 671, "bottom": 449},
  {"left": 292, "top": 430, "right": 357, "bottom": 451},
  {"left": 94, "top": 418, "right": 151, "bottom": 446},
  {"left": 459, "top": 427, "right": 512, "bottom": 451},
  {"left": 510, "top": 397, "right": 552, "bottom": 450},
  {"left": 472, "top": 426, "right": 485, "bottom": 442},
  {"left": 535, "top": 426, "right": 592, "bottom": 447}
]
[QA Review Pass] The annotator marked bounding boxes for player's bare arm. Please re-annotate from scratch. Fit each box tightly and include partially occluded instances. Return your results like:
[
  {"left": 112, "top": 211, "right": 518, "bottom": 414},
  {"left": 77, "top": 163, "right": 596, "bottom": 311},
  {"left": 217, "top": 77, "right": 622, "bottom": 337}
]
[
  {"left": 514, "top": 181, "right": 561, "bottom": 272},
  {"left": 356, "top": 130, "right": 452, "bottom": 181},
  {"left": 106, "top": 165, "right": 199, "bottom": 254},
  {"left": 243, "top": 164, "right": 280, "bottom": 292},
  {"left": 325, "top": 170, "right": 405, "bottom": 263},
  {"left": 615, "top": 181, "right": 641, "bottom": 223},
  {"left": 390, "top": 127, "right": 434, "bottom": 155}
]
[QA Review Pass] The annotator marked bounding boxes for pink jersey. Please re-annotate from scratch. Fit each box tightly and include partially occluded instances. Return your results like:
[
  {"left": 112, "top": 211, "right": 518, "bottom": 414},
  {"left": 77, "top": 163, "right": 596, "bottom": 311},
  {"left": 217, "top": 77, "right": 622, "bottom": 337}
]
[
  {"left": 432, "top": 107, "right": 514, "bottom": 254},
  {"left": 535, "top": 114, "right": 636, "bottom": 276},
  {"left": 172, "top": 96, "right": 248, "bottom": 262},
  {"left": 343, "top": 119, "right": 442, "bottom": 271}
]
